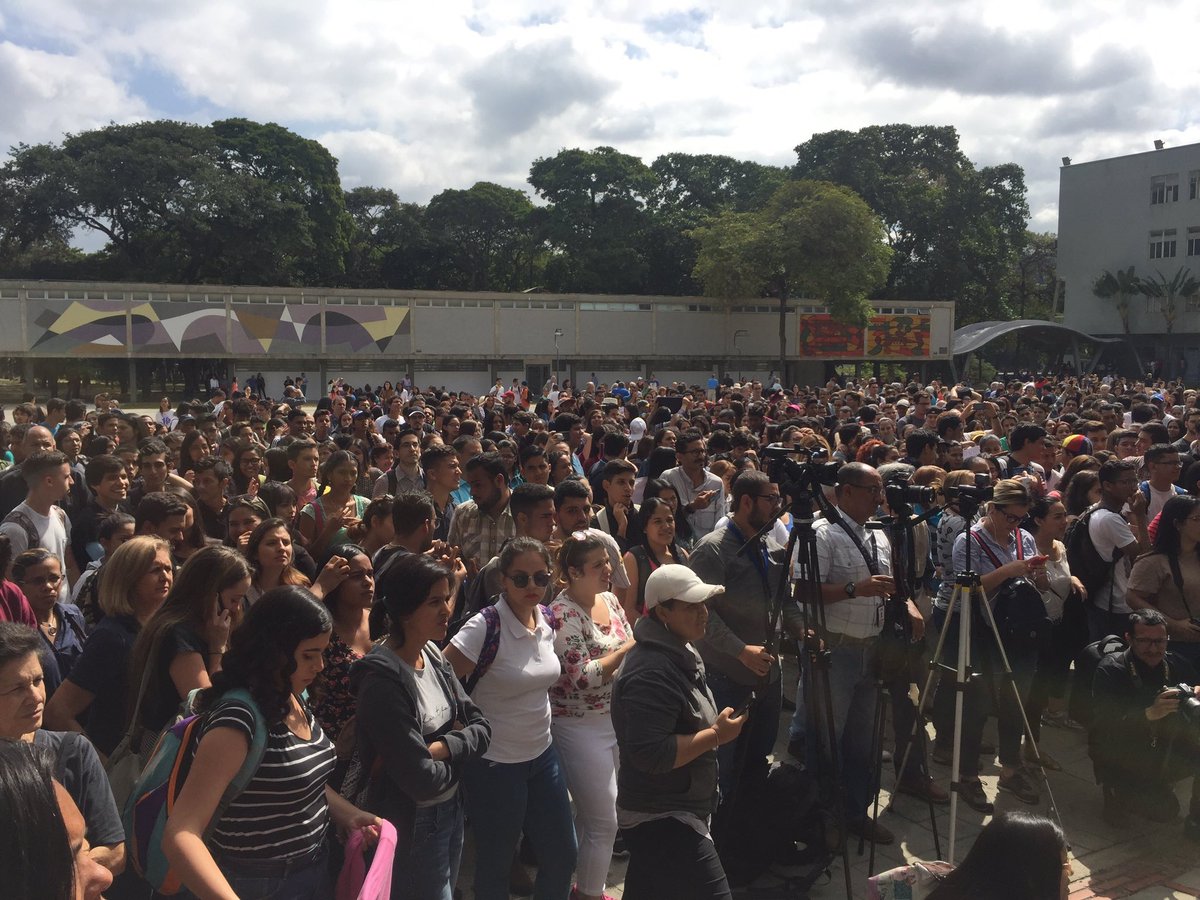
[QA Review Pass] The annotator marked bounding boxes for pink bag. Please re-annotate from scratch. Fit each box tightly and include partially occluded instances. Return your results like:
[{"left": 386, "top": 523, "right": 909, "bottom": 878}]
[{"left": 336, "top": 820, "right": 398, "bottom": 900}]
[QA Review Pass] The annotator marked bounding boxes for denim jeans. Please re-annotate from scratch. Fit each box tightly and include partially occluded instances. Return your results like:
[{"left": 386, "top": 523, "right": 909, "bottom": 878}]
[
  {"left": 219, "top": 843, "right": 331, "bottom": 900},
  {"left": 462, "top": 744, "right": 578, "bottom": 900},
  {"left": 395, "top": 792, "right": 464, "bottom": 900},
  {"left": 705, "top": 671, "right": 781, "bottom": 802}
]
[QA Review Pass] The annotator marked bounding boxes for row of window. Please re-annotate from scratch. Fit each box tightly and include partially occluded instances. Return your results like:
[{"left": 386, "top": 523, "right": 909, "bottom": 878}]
[
  {"left": 1148, "top": 226, "right": 1200, "bottom": 258},
  {"left": 1150, "top": 172, "right": 1200, "bottom": 204}
]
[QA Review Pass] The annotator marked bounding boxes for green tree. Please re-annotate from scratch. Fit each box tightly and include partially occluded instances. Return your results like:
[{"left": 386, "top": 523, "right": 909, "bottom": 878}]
[
  {"left": 528, "top": 146, "right": 657, "bottom": 293},
  {"left": 1, "top": 119, "right": 352, "bottom": 285},
  {"left": 692, "top": 180, "right": 893, "bottom": 379},
  {"left": 1139, "top": 267, "right": 1200, "bottom": 378},
  {"left": 793, "top": 125, "right": 1029, "bottom": 324},
  {"left": 424, "top": 182, "right": 539, "bottom": 291},
  {"left": 1093, "top": 266, "right": 1144, "bottom": 374}
]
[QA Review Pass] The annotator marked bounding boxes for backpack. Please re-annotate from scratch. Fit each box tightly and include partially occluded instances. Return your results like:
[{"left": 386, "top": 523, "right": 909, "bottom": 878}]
[
  {"left": 122, "top": 688, "right": 268, "bottom": 894},
  {"left": 971, "top": 530, "right": 1051, "bottom": 655},
  {"left": 462, "top": 603, "right": 556, "bottom": 694},
  {"left": 3, "top": 505, "right": 68, "bottom": 554},
  {"left": 1064, "top": 505, "right": 1121, "bottom": 611},
  {"left": 1069, "top": 634, "right": 1127, "bottom": 727}
]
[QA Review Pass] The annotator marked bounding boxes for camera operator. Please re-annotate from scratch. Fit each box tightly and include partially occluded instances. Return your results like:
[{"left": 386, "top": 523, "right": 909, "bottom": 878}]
[
  {"left": 1091, "top": 609, "right": 1200, "bottom": 836},
  {"left": 800, "top": 462, "right": 946, "bottom": 846}
]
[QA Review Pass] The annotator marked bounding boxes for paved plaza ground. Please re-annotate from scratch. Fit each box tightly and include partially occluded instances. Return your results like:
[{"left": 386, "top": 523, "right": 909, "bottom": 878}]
[{"left": 461, "top": 651, "right": 1200, "bottom": 899}]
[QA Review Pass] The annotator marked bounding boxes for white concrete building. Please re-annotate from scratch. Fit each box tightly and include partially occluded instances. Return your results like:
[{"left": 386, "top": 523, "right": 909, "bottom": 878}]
[{"left": 1057, "top": 141, "right": 1200, "bottom": 375}]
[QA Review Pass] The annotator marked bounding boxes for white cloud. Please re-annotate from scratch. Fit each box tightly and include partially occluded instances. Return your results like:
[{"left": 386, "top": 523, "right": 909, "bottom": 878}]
[{"left": 1, "top": 0, "right": 1198, "bottom": 233}]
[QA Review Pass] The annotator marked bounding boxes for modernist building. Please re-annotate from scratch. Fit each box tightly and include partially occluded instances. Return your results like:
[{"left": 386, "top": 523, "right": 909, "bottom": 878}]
[
  {"left": 1058, "top": 141, "right": 1200, "bottom": 374},
  {"left": 0, "top": 280, "right": 953, "bottom": 398}
]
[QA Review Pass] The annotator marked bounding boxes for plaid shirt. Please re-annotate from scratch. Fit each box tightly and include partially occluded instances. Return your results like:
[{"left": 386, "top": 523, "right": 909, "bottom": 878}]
[
  {"left": 813, "top": 508, "right": 892, "bottom": 640},
  {"left": 448, "top": 497, "right": 515, "bottom": 572}
]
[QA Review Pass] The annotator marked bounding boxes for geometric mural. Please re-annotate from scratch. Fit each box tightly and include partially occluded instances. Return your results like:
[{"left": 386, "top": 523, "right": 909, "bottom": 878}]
[
  {"left": 796, "top": 312, "right": 934, "bottom": 359},
  {"left": 867, "top": 314, "right": 931, "bottom": 358},
  {"left": 797, "top": 313, "right": 865, "bottom": 357},
  {"left": 22, "top": 297, "right": 411, "bottom": 357}
]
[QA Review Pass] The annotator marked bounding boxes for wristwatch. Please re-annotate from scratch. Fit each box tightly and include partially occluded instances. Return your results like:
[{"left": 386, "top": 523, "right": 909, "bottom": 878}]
[{"left": 844, "top": 581, "right": 857, "bottom": 598}]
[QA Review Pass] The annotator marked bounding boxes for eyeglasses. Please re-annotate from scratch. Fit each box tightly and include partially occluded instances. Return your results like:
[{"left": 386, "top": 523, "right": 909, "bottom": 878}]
[
  {"left": 995, "top": 507, "right": 1025, "bottom": 524},
  {"left": 506, "top": 571, "right": 552, "bottom": 588},
  {"left": 756, "top": 493, "right": 782, "bottom": 504},
  {"left": 1133, "top": 637, "right": 1168, "bottom": 648},
  {"left": 21, "top": 574, "right": 63, "bottom": 587}
]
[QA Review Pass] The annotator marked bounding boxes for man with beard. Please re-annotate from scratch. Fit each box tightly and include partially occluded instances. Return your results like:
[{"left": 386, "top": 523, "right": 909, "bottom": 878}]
[{"left": 689, "top": 470, "right": 797, "bottom": 806}]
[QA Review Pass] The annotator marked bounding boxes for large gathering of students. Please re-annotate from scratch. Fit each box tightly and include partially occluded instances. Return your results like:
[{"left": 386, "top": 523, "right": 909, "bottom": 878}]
[{"left": 3, "top": 369, "right": 1199, "bottom": 899}]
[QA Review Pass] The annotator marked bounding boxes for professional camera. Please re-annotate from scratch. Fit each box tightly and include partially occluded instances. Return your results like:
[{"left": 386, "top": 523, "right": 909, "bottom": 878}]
[
  {"left": 1170, "top": 684, "right": 1200, "bottom": 722},
  {"left": 762, "top": 445, "right": 840, "bottom": 492},
  {"left": 944, "top": 473, "right": 994, "bottom": 505},
  {"left": 885, "top": 478, "right": 937, "bottom": 510}
]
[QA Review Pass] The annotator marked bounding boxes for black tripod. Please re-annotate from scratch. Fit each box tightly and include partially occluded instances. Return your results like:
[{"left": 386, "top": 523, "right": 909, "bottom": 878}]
[
  {"left": 733, "top": 450, "right": 853, "bottom": 899},
  {"left": 862, "top": 503, "right": 943, "bottom": 874}
]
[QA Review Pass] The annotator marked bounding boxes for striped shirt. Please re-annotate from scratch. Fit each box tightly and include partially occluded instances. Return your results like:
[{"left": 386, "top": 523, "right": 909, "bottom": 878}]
[
  {"left": 448, "top": 497, "right": 516, "bottom": 572},
  {"left": 199, "top": 696, "right": 335, "bottom": 860}
]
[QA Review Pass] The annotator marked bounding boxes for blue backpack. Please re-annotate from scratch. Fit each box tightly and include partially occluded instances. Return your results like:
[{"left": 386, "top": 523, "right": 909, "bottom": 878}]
[{"left": 122, "top": 688, "right": 268, "bottom": 894}]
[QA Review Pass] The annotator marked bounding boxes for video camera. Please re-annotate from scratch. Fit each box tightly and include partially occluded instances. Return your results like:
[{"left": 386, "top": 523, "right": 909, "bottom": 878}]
[
  {"left": 885, "top": 477, "right": 937, "bottom": 512},
  {"left": 943, "top": 473, "right": 994, "bottom": 506},
  {"left": 761, "top": 445, "right": 840, "bottom": 499}
]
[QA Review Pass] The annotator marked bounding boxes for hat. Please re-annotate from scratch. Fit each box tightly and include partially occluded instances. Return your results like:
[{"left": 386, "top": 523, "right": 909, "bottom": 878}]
[
  {"left": 629, "top": 418, "right": 647, "bottom": 442},
  {"left": 644, "top": 564, "right": 724, "bottom": 611},
  {"left": 1061, "top": 434, "right": 1092, "bottom": 455},
  {"left": 601, "top": 397, "right": 619, "bottom": 408},
  {"left": 351, "top": 409, "right": 369, "bottom": 420}
]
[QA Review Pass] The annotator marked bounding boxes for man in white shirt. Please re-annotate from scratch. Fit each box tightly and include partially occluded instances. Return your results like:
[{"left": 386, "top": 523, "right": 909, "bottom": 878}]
[
  {"left": 1087, "top": 459, "right": 1150, "bottom": 640},
  {"left": 661, "top": 431, "right": 724, "bottom": 540},
  {"left": 1141, "top": 444, "right": 1187, "bottom": 521},
  {"left": 0, "top": 450, "right": 79, "bottom": 600}
]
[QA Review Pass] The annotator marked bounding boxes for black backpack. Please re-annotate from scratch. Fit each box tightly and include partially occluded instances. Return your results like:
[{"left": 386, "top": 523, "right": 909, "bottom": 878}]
[
  {"left": 1069, "top": 634, "right": 1126, "bottom": 727},
  {"left": 1064, "top": 505, "right": 1120, "bottom": 611}
]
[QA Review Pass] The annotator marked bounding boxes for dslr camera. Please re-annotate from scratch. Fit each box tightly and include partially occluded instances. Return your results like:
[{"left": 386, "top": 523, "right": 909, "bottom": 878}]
[
  {"left": 885, "top": 476, "right": 937, "bottom": 510},
  {"left": 944, "top": 473, "right": 994, "bottom": 505},
  {"left": 1170, "top": 684, "right": 1200, "bottom": 723}
]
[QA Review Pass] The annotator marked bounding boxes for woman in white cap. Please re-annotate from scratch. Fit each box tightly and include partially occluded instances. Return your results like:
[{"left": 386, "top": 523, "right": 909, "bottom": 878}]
[{"left": 611, "top": 564, "right": 746, "bottom": 900}]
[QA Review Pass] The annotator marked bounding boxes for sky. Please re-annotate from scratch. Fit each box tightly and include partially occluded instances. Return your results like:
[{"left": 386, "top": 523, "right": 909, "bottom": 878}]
[{"left": 2, "top": 0, "right": 1198, "bottom": 240}]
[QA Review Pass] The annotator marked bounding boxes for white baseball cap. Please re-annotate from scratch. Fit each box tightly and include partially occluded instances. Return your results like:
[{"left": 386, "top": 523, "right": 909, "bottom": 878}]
[
  {"left": 629, "top": 417, "right": 647, "bottom": 442},
  {"left": 644, "top": 564, "right": 724, "bottom": 611}
]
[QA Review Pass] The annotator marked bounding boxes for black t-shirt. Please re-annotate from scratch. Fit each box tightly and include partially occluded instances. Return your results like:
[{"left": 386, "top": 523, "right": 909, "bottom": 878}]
[
  {"left": 34, "top": 730, "right": 124, "bottom": 847},
  {"left": 139, "top": 623, "right": 208, "bottom": 736},
  {"left": 68, "top": 614, "right": 139, "bottom": 755}
]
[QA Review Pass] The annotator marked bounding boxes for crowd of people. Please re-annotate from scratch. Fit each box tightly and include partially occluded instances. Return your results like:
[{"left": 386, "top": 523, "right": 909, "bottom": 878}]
[{"left": 2, "top": 368, "right": 1199, "bottom": 899}]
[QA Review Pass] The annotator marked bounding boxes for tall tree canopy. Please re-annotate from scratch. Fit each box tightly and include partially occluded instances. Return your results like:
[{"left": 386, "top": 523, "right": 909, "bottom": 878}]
[
  {"left": 793, "top": 125, "right": 1028, "bottom": 323},
  {"left": 692, "top": 179, "right": 893, "bottom": 377}
]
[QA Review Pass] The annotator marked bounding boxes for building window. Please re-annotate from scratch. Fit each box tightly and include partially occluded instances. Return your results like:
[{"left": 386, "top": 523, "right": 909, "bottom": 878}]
[
  {"left": 1150, "top": 229, "right": 1178, "bottom": 259},
  {"left": 1151, "top": 175, "right": 1180, "bottom": 204},
  {"left": 1188, "top": 227, "right": 1200, "bottom": 257},
  {"left": 1191, "top": 171, "right": 1200, "bottom": 201}
]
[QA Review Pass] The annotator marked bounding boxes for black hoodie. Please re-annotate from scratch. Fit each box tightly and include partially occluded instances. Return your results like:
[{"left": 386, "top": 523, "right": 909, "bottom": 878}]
[
  {"left": 350, "top": 641, "right": 490, "bottom": 848},
  {"left": 611, "top": 614, "right": 719, "bottom": 820}
]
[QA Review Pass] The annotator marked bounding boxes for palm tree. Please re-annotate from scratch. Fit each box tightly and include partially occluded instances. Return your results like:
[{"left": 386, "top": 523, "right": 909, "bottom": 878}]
[
  {"left": 1093, "top": 266, "right": 1143, "bottom": 374},
  {"left": 1139, "top": 267, "right": 1200, "bottom": 378}
]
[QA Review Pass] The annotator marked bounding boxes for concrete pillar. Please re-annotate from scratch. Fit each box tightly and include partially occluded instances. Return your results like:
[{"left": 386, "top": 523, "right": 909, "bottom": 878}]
[
  {"left": 21, "top": 358, "right": 34, "bottom": 395},
  {"left": 128, "top": 359, "right": 138, "bottom": 403}
]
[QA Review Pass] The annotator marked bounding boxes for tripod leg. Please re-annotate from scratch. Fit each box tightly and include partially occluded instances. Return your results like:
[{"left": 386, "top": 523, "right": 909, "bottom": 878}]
[
  {"left": 866, "top": 683, "right": 888, "bottom": 872},
  {"left": 810, "top": 650, "right": 855, "bottom": 900}
]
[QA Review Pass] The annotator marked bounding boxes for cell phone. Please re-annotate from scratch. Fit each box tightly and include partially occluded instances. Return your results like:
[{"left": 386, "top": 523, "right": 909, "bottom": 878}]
[
  {"left": 657, "top": 396, "right": 683, "bottom": 413},
  {"left": 734, "top": 692, "right": 756, "bottom": 718},
  {"left": 1029, "top": 554, "right": 1049, "bottom": 566}
]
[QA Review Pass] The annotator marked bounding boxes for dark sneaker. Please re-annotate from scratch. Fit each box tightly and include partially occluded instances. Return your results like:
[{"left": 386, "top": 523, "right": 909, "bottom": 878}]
[
  {"left": 959, "top": 779, "right": 994, "bottom": 814},
  {"left": 998, "top": 769, "right": 1040, "bottom": 805},
  {"left": 845, "top": 816, "right": 895, "bottom": 846},
  {"left": 896, "top": 775, "right": 951, "bottom": 806}
]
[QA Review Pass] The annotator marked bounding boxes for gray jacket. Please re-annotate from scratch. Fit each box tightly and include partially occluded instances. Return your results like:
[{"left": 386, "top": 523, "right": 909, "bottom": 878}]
[
  {"left": 689, "top": 522, "right": 800, "bottom": 685},
  {"left": 612, "top": 615, "right": 719, "bottom": 819}
]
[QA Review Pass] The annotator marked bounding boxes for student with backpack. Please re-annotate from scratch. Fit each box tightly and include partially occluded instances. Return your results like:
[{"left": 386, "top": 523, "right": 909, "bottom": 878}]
[
  {"left": 162, "top": 585, "right": 380, "bottom": 899},
  {"left": 1139, "top": 443, "right": 1188, "bottom": 522},
  {"left": 443, "top": 537, "right": 578, "bottom": 900},
  {"left": 1067, "top": 459, "right": 1150, "bottom": 641}
]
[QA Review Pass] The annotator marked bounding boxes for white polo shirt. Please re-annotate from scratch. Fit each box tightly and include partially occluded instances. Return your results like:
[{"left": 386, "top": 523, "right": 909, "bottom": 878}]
[{"left": 450, "top": 597, "right": 561, "bottom": 764}]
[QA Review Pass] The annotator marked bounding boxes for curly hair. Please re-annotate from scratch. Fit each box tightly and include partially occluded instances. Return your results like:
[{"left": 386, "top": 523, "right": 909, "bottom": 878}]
[{"left": 197, "top": 584, "right": 331, "bottom": 725}]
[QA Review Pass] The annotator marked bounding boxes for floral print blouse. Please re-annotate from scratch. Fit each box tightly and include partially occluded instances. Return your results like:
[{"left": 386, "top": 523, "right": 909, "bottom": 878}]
[
  {"left": 548, "top": 590, "right": 633, "bottom": 718},
  {"left": 312, "top": 630, "right": 363, "bottom": 740}
]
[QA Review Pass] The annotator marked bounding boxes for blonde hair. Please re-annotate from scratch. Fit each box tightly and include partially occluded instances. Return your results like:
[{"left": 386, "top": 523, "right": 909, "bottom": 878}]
[
  {"left": 989, "top": 478, "right": 1031, "bottom": 510},
  {"left": 98, "top": 535, "right": 170, "bottom": 617}
]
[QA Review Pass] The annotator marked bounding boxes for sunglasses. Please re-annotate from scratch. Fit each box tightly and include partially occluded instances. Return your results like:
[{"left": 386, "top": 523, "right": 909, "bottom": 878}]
[{"left": 507, "top": 571, "right": 552, "bottom": 588}]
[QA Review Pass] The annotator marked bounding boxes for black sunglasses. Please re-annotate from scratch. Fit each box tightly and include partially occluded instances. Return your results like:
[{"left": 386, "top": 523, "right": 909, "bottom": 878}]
[{"left": 507, "top": 571, "right": 552, "bottom": 588}]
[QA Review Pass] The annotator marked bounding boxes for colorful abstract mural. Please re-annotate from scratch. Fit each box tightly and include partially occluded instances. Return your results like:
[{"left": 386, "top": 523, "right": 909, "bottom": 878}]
[
  {"left": 229, "top": 304, "right": 323, "bottom": 355},
  {"left": 867, "top": 314, "right": 931, "bottom": 358},
  {"left": 797, "top": 314, "right": 865, "bottom": 357},
  {"left": 324, "top": 305, "right": 410, "bottom": 354},
  {"left": 29, "top": 300, "right": 128, "bottom": 355}
]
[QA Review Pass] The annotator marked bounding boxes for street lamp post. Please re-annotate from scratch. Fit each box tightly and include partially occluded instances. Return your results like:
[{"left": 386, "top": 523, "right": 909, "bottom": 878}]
[
  {"left": 554, "top": 328, "right": 564, "bottom": 390},
  {"left": 733, "top": 329, "right": 749, "bottom": 381}
]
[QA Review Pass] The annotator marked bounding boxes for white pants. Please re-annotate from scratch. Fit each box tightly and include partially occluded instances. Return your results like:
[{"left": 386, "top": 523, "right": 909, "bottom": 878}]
[{"left": 551, "top": 714, "right": 619, "bottom": 895}]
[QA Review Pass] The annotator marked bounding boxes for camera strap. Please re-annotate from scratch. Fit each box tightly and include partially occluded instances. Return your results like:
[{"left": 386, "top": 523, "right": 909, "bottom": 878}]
[
  {"left": 971, "top": 525, "right": 1024, "bottom": 573},
  {"left": 1166, "top": 554, "right": 1195, "bottom": 620},
  {"left": 827, "top": 507, "right": 881, "bottom": 577}
]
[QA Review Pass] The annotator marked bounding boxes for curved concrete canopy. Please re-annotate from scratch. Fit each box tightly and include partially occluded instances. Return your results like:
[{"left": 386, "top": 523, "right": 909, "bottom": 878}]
[{"left": 952, "top": 319, "right": 1122, "bottom": 356}]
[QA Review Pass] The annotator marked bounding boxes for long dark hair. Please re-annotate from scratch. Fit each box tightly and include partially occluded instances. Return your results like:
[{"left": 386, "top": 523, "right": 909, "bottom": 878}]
[
  {"left": 197, "top": 585, "right": 331, "bottom": 724},
  {"left": 1153, "top": 494, "right": 1200, "bottom": 557},
  {"left": 245, "top": 518, "right": 309, "bottom": 588},
  {"left": 319, "top": 543, "right": 372, "bottom": 612},
  {"left": 127, "top": 546, "right": 252, "bottom": 731},
  {"left": 926, "top": 811, "right": 1066, "bottom": 900},
  {"left": 0, "top": 740, "right": 76, "bottom": 900},
  {"left": 644, "top": 477, "right": 694, "bottom": 543},
  {"left": 638, "top": 496, "right": 682, "bottom": 565}
]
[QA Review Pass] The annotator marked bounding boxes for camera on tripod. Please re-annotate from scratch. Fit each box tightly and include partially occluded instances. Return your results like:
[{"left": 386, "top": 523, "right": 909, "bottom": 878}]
[
  {"left": 761, "top": 445, "right": 840, "bottom": 496},
  {"left": 943, "top": 474, "right": 993, "bottom": 506},
  {"left": 884, "top": 478, "right": 936, "bottom": 512}
]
